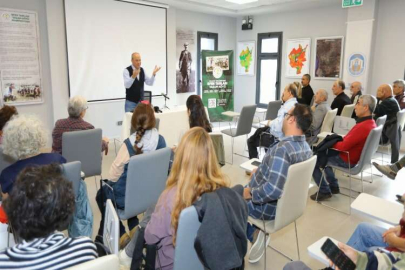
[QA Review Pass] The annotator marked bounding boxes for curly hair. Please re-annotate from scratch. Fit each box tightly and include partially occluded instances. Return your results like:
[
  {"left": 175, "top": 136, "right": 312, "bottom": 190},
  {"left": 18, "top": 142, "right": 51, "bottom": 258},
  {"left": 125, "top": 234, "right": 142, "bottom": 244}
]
[
  {"left": 165, "top": 127, "right": 229, "bottom": 245},
  {"left": 3, "top": 164, "right": 75, "bottom": 242},
  {"left": 186, "top": 95, "right": 212, "bottom": 133},
  {"left": 2, "top": 115, "right": 46, "bottom": 160},
  {"left": 68, "top": 96, "right": 88, "bottom": 118},
  {"left": 0, "top": 105, "right": 17, "bottom": 131},
  {"left": 131, "top": 103, "right": 156, "bottom": 155}
]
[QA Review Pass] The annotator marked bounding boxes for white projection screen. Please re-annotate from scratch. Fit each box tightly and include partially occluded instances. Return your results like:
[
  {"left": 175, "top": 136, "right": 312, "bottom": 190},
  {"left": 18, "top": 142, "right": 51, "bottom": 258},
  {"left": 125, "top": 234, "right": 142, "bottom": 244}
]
[{"left": 64, "top": 0, "right": 167, "bottom": 102}]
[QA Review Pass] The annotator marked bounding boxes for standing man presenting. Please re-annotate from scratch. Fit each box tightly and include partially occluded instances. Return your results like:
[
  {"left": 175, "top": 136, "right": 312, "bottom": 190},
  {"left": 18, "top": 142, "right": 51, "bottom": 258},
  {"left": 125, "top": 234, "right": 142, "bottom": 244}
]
[{"left": 123, "top": 52, "right": 161, "bottom": 112}]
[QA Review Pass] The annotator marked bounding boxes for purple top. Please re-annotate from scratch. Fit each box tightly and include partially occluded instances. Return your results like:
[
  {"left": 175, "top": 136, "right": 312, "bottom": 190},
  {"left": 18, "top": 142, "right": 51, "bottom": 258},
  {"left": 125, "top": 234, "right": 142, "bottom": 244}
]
[{"left": 145, "top": 187, "right": 177, "bottom": 270}]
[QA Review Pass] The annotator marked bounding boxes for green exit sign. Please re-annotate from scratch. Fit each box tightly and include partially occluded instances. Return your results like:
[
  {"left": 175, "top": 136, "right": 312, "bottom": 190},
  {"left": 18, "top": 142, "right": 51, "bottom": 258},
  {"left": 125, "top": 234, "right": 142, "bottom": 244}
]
[{"left": 342, "top": 0, "right": 363, "bottom": 8}]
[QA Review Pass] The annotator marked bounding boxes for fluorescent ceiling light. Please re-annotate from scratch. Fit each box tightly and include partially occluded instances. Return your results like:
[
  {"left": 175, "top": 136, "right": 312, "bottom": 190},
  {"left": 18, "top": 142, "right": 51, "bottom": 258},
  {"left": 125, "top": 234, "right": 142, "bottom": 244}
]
[{"left": 225, "top": 0, "right": 258, "bottom": 4}]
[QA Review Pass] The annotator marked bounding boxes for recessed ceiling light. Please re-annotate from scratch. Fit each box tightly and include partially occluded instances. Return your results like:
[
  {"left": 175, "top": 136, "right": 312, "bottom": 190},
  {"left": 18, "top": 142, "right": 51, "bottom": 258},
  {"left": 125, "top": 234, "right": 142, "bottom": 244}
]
[{"left": 225, "top": 0, "right": 259, "bottom": 4}]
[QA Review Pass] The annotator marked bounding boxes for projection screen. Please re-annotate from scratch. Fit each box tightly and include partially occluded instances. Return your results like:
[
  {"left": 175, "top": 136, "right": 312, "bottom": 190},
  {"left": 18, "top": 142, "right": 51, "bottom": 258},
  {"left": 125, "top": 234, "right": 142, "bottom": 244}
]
[{"left": 64, "top": 0, "right": 167, "bottom": 102}]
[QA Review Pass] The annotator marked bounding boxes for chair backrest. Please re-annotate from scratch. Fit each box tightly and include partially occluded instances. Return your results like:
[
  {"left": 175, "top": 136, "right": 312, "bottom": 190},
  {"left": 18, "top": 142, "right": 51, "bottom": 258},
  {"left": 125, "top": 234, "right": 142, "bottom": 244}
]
[
  {"left": 265, "top": 100, "right": 282, "bottom": 121},
  {"left": 144, "top": 91, "right": 152, "bottom": 104},
  {"left": 60, "top": 161, "right": 81, "bottom": 197},
  {"left": 66, "top": 255, "right": 119, "bottom": 270},
  {"left": 351, "top": 125, "right": 383, "bottom": 175},
  {"left": 310, "top": 96, "right": 315, "bottom": 107},
  {"left": 397, "top": 109, "right": 405, "bottom": 131},
  {"left": 340, "top": 104, "right": 355, "bottom": 118},
  {"left": 103, "top": 199, "right": 119, "bottom": 255},
  {"left": 274, "top": 156, "right": 317, "bottom": 231},
  {"left": 155, "top": 118, "right": 160, "bottom": 131},
  {"left": 120, "top": 147, "right": 172, "bottom": 219},
  {"left": 209, "top": 134, "right": 225, "bottom": 166},
  {"left": 376, "top": 115, "right": 387, "bottom": 127},
  {"left": 235, "top": 105, "right": 257, "bottom": 136},
  {"left": 0, "top": 146, "right": 15, "bottom": 173},
  {"left": 353, "top": 95, "right": 359, "bottom": 105},
  {"left": 62, "top": 128, "right": 102, "bottom": 177},
  {"left": 320, "top": 109, "right": 338, "bottom": 133},
  {"left": 173, "top": 206, "right": 204, "bottom": 270},
  {"left": 333, "top": 116, "right": 356, "bottom": 135}
]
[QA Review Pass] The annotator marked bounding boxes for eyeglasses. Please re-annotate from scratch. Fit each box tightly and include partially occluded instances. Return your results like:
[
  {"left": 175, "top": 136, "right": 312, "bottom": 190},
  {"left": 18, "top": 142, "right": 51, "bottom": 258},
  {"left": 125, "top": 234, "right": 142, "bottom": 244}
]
[{"left": 284, "top": 112, "right": 292, "bottom": 118}]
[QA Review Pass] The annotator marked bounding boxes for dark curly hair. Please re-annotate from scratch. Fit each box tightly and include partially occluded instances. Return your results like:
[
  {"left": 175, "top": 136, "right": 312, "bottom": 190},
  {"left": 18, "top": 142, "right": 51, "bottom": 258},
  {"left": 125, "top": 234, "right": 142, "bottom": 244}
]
[
  {"left": 131, "top": 103, "right": 156, "bottom": 155},
  {"left": 186, "top": 95, "right": 212, "bottom": 133},
  {"left": 3, "top": 164, "right": 75, "bottom": 242},
  {"left": 0, "top": 105, "right": 17, "bottom": 131}
]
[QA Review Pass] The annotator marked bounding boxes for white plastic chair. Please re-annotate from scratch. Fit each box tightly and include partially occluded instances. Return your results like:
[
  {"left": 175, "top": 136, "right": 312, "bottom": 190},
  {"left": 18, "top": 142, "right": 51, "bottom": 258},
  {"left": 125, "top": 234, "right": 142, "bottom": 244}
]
[{"left": 340, "top": 104, "right": 355, "bottom": 118}]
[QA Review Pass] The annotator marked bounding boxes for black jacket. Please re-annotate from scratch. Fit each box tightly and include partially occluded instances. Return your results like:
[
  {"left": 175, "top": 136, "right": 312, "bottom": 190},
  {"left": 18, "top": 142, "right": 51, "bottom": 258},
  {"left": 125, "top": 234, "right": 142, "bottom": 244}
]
[
  {"left": 194, "top": 185, "right": 248, "bottom": 270},
  {"left": 331, "top": 92, "right": 351, "bottom": 116},
  {"left": 298, "top": 85, "right": 314, "bottom": 106},
  {"left": 314, "top": 134, "right": 343, "bottom": 168}
]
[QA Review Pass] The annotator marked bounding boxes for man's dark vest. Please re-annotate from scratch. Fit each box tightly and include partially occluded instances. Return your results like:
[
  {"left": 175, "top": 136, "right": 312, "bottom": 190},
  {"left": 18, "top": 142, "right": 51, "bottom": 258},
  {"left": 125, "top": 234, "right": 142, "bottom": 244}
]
[{"left": 126, "top": 66, "right": 145, "bottom": 103}]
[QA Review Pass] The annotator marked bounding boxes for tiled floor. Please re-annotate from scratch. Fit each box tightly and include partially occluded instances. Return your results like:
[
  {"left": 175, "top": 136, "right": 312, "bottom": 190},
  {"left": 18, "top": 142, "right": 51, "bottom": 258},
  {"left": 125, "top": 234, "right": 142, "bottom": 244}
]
[{"left": 86, "top": 124, "right": 405, "bottom": 269}]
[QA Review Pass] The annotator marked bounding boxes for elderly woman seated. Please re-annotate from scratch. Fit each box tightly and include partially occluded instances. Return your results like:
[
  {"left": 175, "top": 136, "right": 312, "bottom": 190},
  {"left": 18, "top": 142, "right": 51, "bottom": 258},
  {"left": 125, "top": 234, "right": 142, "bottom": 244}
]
[
  {"left": 0, "top": 105, "right": 17, "bottom": 144},
  {"left": 0, "top": 164, "right": 98, "bottom": 268},
  {"left": 0, "top": 115, "right": 66, "bottom": 198},
  {"left": 52, "top": 95, "right": 109, "bottom": 155}
]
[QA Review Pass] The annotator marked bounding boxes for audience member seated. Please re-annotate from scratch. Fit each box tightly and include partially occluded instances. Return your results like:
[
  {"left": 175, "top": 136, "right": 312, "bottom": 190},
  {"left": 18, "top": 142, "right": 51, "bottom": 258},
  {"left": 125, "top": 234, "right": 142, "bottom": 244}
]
[
  {"left": 186, "top": 94, "right": 212, "bottom": 132},
  {"left": 372, "top": 154, "right": 405, "bottom": 180},
  {"left": 311, "top": 95, "right": 377, "bottom": 201},
  {"left": 0, "top": 164, "right": 97, "bottom": 269},
  {"left": 306, "top": 89, "right": 330, "bottom": 145},
  {"left": 132, "top": 127, "right": 232, "bottom": 270},
  {"left": 374, "top": 84, "right": 401, "bottom": 163},
  {"left": 244, "top": 103, "right": 313, "bottom": 263},
  {"left": 393, "top": 79, "right": 405, "bottom": 110},
  {"left": 52, "top": 95, "right": 109, "bottom": 155},
  {"left": 96, "top": 103, "right": 166, "bottom": 248},
  {"left": 331, "top": 79, "right": 351, "bottom": 116},
  {"left": 0, "top": 115, "right": 66, "bottom": 199},
  {"left": 247, "top": 83, "right": 298, "bottom": 159},
  {"left": 0, "top": 105, "right": 17, "bottom": 144},
  {"left": 297, "top": 74, "right": 314, "bottom": 106},
  {"left": 350, "top": 81, "right": 363, "bottom": 118}
]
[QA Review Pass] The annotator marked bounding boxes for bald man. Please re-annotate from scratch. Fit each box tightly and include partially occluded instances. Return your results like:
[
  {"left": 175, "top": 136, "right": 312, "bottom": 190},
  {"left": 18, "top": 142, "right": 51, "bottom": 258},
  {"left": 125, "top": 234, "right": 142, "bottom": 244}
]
[
  {"left": 350, "top": 81, "right": 363, "bottom": 118},
  {"left": 374, "top": 84, "right": 401, "bottom": 163},
  {"left": 123, "top": 52, "right": 161, "bottom": 112},
  {"left": 393, "top": 79, "right": 405, "bottom": 110}
]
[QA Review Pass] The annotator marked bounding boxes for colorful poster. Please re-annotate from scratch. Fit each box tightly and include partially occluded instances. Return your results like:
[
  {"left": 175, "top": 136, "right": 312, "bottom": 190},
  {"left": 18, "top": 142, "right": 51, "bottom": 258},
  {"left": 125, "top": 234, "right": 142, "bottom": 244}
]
[
  {"left": 237, "top": 41, "right": 255, "bottom": 76},
  {"left": 314, "top": 36, "right": 344, "bottom": 79},
  {"left": 202, "top": 50, "right": 234, "bottom": 122},
  {"left": 0, "top": 8, "right": 43, "bottom": 105},
  {"left": 285, "top": 38, "right": 311, "bottom": 78},
  {"left": 176, "top": 28, "right": 196, "bottom": 94}
]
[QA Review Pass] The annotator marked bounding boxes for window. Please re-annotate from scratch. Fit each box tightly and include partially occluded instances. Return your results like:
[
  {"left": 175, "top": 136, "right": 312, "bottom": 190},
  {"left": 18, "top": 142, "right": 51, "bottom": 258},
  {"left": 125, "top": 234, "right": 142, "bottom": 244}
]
[
  {"left": 256, "top": 32, "right": 282, "bottom": 108},
  {"left": 197, "top": 32, "right": 218, "bottom": 95}
]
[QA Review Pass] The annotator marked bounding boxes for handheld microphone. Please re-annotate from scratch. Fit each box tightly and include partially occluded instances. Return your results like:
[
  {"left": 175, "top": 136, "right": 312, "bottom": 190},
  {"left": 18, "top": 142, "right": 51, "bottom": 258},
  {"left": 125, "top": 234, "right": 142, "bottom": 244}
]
[{"left": 161, "top": 93, "right": 170, "bottom": 100}]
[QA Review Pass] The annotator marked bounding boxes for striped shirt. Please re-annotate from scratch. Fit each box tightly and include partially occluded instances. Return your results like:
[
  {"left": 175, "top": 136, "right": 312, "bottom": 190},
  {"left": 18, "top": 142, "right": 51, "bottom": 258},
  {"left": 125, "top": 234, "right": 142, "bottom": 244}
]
[
  {"left": 248, "top": 135, "right": 312, "bottom": 220},
  {"left": 0, "top": 233, "right": 97, "bottom": 269}
]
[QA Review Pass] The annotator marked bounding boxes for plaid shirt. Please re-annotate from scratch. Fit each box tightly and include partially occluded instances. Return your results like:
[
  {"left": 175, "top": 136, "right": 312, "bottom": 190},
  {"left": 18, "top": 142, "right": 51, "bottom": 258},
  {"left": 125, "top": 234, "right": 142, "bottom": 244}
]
[
  {"left": 248, "top": 135, "right": 312, "bottom": 220},
  {"left": 52, "top": 117, "right": 107, "bottom": 154}
]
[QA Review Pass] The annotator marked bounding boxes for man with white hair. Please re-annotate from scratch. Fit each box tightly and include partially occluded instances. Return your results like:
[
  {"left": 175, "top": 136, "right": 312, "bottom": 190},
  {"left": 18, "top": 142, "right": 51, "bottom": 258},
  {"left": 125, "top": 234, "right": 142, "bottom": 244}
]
[
  {"left": 393, "top": 79, "right": 405, "bottom": 110},
  {"left": 52, "top": 96, "right": 109, "bottom": 155},
  {"left": 306, "top": 89, "right": 330, "bottom": 145}
]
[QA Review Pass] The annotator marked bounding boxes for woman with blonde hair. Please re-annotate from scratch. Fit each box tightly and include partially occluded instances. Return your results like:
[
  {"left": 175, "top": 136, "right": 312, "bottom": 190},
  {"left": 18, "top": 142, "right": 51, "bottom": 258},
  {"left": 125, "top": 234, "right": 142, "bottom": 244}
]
[{"left": 143, "top": 127, "right": 229, "bottom": 269}]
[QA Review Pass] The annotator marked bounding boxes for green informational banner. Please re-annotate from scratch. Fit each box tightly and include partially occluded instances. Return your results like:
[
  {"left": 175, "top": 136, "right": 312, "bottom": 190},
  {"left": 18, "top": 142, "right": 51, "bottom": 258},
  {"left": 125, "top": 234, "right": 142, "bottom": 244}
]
[
  {"left": 201, "top": 50, "right": 234, "bottom": 122},
  {"left": 342, "top": 0, "right": 363, "bottom": 8}
]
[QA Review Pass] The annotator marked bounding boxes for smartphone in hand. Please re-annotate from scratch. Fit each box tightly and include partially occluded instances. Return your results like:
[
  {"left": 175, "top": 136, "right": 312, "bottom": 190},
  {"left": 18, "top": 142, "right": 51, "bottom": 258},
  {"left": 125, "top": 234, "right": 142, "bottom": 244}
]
[{"left": 321, "top": 238, "right": 355, "bottom": 270}]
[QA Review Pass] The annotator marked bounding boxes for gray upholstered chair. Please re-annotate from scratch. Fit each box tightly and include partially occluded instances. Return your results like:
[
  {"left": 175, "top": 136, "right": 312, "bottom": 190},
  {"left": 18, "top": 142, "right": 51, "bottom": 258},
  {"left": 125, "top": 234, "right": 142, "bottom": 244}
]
[
  {"left": 248, "top": 155, "right": 317, "bottom": 264},
  {"left": 173, "top": 206, "right": 204, "bottom": 270},
  {"left": 60, "top": 161, "right": 81, "bottom": 197},
  {"left": 221, "top": 105, "right": 257, "bottom": 164},
  {"left": 316, "top": 126, "right": 383, "bottom": 214},
  {"left": 117, "top": 147, "right": 172, "bottom": 221},
  {"left": 252, "top": 100, "right": 282, "bottom": 129},
  {"left": 62, "top": 128, "right": 103, "bottom": 187}
]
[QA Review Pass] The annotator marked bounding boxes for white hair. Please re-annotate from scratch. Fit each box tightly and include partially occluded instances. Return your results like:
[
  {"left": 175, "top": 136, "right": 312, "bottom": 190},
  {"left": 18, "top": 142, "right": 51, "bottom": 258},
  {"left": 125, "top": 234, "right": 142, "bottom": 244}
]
[
  {"left": 318, "top": 89, "right": 328, "bottom": 101},
  {"left": 2, "top": 114, "right": 46, "bottom": 160},
  {"left": 68, "top": 96, "right": 87, "bottom": 118}
]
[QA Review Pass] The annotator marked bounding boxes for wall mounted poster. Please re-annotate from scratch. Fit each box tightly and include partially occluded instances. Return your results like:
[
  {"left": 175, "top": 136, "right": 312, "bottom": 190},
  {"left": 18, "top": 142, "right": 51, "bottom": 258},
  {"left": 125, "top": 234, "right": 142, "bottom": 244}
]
[
  {"left": 0, "top": 8, "right": 43, "bottom": 105},
  {"left": 202, "top": 50, "right": 234, "bottom": 122},
  {"left": 314, "top": 36, "right": 344, "bottom": 79},
  {"left": 285, "top": 38, "right": 311, "bottom": 78},
  {"left": 237, "top": 41, "right": 255, "bottom": 76},
  {"left": 176, "top": 28, "right": 196, "bottom": 94}
]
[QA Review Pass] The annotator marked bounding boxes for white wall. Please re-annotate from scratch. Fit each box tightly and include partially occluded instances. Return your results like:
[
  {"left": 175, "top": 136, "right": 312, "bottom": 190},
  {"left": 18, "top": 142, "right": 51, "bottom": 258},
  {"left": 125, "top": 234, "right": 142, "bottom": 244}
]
[{"left": 234, "top": 3, "right": 348, "bottom": 111}]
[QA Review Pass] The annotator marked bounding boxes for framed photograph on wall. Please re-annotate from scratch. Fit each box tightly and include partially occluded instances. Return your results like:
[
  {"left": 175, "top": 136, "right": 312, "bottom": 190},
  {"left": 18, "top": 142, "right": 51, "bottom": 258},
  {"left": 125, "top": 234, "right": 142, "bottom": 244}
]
[
  {"left": 237, "top": 41, "right": 255, "bottom": 76},
  {"left": 314, "top": 36, "right": 344, "bottom": 79},
  {"left": 285, "top": 38, "right": 311, "bottom": 78}
]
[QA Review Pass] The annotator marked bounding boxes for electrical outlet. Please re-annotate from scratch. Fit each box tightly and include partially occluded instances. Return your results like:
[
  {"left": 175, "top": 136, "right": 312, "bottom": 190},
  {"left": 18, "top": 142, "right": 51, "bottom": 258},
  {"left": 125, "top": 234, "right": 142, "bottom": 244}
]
[{"left": 117, "top": 121, "right": 123, "bottom": 126}]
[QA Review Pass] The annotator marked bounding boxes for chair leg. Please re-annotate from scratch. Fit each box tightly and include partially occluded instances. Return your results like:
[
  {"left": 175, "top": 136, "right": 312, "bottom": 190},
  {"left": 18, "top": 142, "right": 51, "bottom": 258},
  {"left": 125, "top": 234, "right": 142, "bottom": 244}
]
[
  {"left": 231, "top": 137, "right": 234, "bottom": 165},
  {"left": 294, "top": 221, "right": 300, "bottom": 261}
]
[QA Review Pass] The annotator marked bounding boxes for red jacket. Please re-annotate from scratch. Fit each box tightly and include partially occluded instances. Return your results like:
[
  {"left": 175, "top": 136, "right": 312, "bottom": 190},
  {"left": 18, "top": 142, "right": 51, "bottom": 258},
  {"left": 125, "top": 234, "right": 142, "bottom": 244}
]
[{"left": 333, "top": 117, "right": 376, "bottom": 165}]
